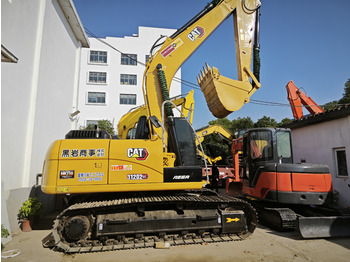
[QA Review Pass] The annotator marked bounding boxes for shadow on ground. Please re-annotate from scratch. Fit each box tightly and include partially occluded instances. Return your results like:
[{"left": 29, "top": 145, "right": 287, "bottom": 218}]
[{"left": 33, "top": 212, "right": 59, "bottom": 231}]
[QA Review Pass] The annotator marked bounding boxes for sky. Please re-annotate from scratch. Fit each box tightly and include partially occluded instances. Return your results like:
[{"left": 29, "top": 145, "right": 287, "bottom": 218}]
[{"left": 73, "top": 0, "right": 350, "bottom": 129}]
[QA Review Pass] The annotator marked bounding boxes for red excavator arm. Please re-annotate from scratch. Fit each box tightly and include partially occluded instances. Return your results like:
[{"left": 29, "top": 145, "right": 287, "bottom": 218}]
[{"left": 286, "top": 80, "right": 324, "bottom": 119}]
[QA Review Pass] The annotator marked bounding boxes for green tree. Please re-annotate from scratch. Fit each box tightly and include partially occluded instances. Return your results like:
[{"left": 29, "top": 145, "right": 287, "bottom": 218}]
[
  {"left": 231, "top": 117, "right": 254, "bottom": 134},
  {"left": 278, "top": 117, "right": 292, "bottom": 127},
  {"left": 84, "top": 119, "right": 115, "bottom": 135},
  {"left": 323, "top": 100, "right": 338, "bottom": 110},
  {"left": 338, "top": 79, "right": 350, "bottom": 104},
  {"left": 323, "top": 79, "right": 350, "bottom": 110},
  {"left": 254, "top": 116, "right": 278, "bottom": 128}
]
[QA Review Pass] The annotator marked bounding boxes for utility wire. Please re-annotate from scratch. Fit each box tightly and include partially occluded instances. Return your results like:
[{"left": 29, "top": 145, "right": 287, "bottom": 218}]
[
  {"left": 85, "top": 27, "right": 199, "bottom": 90},
  {"left": 84, "top": 28, "right": 347, "bottom": 110}
]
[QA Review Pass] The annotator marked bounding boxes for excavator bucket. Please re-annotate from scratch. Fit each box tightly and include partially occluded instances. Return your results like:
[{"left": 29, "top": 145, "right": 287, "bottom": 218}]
[
  {"left": 297, "top": 216, "right": 350, "bottom": 238},
  {"left": 197, "top": 63, "right": 260, "bottom": 118}
]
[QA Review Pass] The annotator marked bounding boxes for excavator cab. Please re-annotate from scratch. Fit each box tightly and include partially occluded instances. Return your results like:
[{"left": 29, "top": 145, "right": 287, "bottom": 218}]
[
  {"left": 241, "top": 128, "right": 333, "bottom": 205},
  {"left": 242, "top": 128, "right": 292, "bottom": 188}
]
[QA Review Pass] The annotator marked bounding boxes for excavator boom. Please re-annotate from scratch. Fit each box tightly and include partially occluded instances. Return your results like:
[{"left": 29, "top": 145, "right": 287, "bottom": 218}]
[
  {"left": 144, "top": 0, "right": 261, "bottom": 144},
  {"left": 286, "top": 80, "right": 324, "bottom": 119}
]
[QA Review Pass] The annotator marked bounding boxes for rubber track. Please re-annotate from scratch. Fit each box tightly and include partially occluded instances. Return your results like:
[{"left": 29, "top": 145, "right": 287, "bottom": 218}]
[
  {"left": 51, "top": 191, "right": 257, "bottom": 253},
  {"left": 247, "top": 200, "right": 296, "bottom": 231},
  {"left": 261, "top": 207, "right": 296, "bottom": 230}
]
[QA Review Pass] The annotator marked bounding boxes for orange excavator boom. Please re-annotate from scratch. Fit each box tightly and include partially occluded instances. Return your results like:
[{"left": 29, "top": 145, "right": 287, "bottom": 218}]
[{"left": 286, "top": 80, "right": 324, "bottom": 119}]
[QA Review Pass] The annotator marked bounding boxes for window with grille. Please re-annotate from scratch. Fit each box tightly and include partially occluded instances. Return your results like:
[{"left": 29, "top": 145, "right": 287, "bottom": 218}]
[
  {"left": 89, "top": 72, "right": 107, "bottom": 83},
  {"left": 88, "top": 92, "right": 106, "bottom": 104},
  {"left": 120, "top": 94, "right": 136, "bottom": 105},
  {"left": 89, "top": 51, "right": 107, "bottom": 63},
  {"left": 120, "top": 74, "right": 137, "bottom": 85},
  {"left": 121, "top": 54, "right": 137, "bottom": 66}
]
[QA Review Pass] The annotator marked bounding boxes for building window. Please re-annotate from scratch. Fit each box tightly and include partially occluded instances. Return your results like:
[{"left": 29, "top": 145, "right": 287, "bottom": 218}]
[
  {"left": 121, "top": 54, "right": 137, "bottom": 66},
  {"left": 120, "top": 74, "right": 137, "bottom": 85},
  {"left": 120, "top": 94, "right": 136, "bottom": 105},
  {"left": 88, "top": 92, "right": 106, "bottom": 104},
  {"left": 89, "top": 51, "right": 107, "bottom": 63},
  {"left": 145, "top": 55, "right": 149, "bottom": 63},
  {"left": 89, "top": 72, "right": 107, "bottom": 83},
  {"left": 334, "top": 148, "right": 348, "bottom": 177}
]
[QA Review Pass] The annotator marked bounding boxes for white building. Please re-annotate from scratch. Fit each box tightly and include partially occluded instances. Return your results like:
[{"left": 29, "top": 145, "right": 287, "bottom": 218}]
[
  {"left": 77, "top": 26, "right": 182, "bottom": 134},
  {"left": 286, "top": 106, "right": 350, "bottom": 208},
  {"left": 1, "top": 0, "right": 89, "bottom": 235}
]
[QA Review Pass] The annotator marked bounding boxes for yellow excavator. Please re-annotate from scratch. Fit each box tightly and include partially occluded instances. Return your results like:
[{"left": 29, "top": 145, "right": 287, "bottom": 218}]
[
  {"left": 196, "top": 124, "right": 234, "bottom": 189},
  {"left": 196, "top": 124, "right": 232, "bottom": 165},
  {"left": 41, "top": 0, "right": 261, "bottom": 252}
]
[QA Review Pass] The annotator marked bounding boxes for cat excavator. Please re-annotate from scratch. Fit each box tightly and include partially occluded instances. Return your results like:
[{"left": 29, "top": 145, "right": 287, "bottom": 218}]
[{"left": 41, "top": 0, "right": 261, "bottom": 253}]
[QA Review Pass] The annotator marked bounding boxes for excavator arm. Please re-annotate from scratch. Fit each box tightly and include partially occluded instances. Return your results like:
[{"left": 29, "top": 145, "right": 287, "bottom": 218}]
[
  {"left": 196, "top": 124, "right": 233, "bottom": 144},
  {"left": 286, "top": 80, "right": 324, "bottom": 120},
  {"left": 144, "top": 0, "right": 261, "bottom": 146},
  {"left": 195, "top": 124, "right": 233, "bottom": 164}
]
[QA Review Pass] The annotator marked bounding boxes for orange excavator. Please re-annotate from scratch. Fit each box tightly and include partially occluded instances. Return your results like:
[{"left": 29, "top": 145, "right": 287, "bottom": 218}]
[
  {"left": 225, "top": 127, "right": 350, "bottom": 238},
  {"left": 286, "top": 80, "right": 324, "bottom": 119}
]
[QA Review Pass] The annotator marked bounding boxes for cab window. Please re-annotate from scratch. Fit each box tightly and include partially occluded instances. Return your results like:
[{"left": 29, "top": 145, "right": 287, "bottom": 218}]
[
  {"left": 276, "top": 131, "right": 292, "bottom": 158},
  {"left": 249, "top": 131, "right": 273, "bottom": 160}
]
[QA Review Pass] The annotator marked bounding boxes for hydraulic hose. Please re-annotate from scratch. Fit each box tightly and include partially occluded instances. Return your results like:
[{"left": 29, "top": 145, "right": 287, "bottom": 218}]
[
  {"left": 253, "top": 7, "right": 261, "bottom": 83},
  {"left": 157, "top": 64, "right": 174, "bottom": 117}
]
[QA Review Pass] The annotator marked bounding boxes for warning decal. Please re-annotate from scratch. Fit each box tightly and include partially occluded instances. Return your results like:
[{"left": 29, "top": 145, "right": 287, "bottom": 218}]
[{"left": 160, "top": 38, "right": 183, "bottom": 58}]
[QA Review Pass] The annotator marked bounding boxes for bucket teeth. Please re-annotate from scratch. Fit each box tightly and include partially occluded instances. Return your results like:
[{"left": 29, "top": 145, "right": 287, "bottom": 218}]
[
  {"left": 196, "top": 62, "right": 257, "bottom": 118},
  {"left": 200, "top": 70, "right": 205, "bottom": 79},
  {"left": 196, "top": 76, "right": 200, "bottom": 85},
  {"left": 197, "top": 62, "right": 212, "bottom": 87},
  {"left": 205, "top": 62, "right": 211, "bottom": 71},
  {"left": 203, "top": 66, "right": 208, "bottom": 74}
]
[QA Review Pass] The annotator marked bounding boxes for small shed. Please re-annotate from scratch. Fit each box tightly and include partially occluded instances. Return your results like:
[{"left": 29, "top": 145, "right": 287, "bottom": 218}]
[{"left": 285, "top": 105, "right": 350, "bottom": 208}]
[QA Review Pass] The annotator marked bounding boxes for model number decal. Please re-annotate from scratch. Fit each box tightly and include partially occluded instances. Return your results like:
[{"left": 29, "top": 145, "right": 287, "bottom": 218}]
[
  {"left": 187, "top": 26, "right": 205, "bottom": 42},
  {"left": 173, "top": 175, "right": 190, "bottom": 180},
  {"left": 127, "top": 174, "right": 148, "bottom": 180},
  {"left": 127, "top": 148, "right": 149, "bottom": 161}
]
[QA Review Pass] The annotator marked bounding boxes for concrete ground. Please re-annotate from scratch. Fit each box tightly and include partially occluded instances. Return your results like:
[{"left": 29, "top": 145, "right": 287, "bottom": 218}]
[{"left": 2, "top": 213, "right": 350, "bottom": 262}]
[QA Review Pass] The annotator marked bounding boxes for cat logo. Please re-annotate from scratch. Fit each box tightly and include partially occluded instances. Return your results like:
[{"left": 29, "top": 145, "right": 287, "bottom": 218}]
[
  {"left": 226, "top": 217, "right": 240, "bottom": 223},
  {"left": 187, "top": 26, "right": 205, "bottom": 42},
  {"left": 127, "top": 148, "right": 149, "bottom": 161}
]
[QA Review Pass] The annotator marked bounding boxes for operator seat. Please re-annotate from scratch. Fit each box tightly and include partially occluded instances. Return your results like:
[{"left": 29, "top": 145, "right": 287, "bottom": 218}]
[{"left": 134, "top": 116, "right": 150, "bottom": 139}]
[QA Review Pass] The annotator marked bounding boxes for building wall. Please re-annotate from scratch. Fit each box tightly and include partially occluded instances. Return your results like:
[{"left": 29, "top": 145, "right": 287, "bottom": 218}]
[
  {"left": 77, "top": 26, "right": 182, "bottom": 133},
  {"left": 1, "top": 0, "right": 86, "bottom": 231},
  {"left": 291, "top": 116, "right": 350, "bottom": 208}
]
